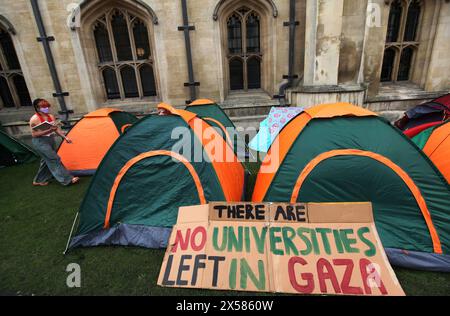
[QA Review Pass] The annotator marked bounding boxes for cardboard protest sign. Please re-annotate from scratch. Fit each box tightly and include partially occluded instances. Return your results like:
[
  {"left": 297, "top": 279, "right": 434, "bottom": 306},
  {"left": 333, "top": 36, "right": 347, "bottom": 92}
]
[{"left": 158, "top": 202, "right": 404, "bottom": 296}]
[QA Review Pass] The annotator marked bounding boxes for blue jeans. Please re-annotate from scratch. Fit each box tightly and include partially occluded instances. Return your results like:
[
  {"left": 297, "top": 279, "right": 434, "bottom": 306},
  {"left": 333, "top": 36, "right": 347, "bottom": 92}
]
[{"left": 32, "top": 136, "right": 73, "bottom": 186}]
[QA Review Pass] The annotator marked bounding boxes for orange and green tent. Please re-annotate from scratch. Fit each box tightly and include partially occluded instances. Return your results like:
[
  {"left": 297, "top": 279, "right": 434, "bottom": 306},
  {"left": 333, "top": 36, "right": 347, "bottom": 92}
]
[
  {"left": 58, "top": 108, "right": 138, "bottom": 176},
  {"left": 185, "top": 99, "right": 246, "bottom": 159},
  {"left": 253, "top": 103, "right": 450, "bottom": 271},
  {"left": 413, "top": 120, "right": 450, "bottom": 184},
  {"left": 68, "top": 104, "right": 244, "bottom": 250}
]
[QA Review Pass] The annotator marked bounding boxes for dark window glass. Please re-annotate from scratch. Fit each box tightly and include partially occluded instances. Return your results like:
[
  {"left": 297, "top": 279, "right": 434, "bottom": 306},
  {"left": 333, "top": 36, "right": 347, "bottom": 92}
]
[
  {"left": 380, "top": 48, "right": 396, "bottom": 82},
  {"left": 247, "top": 57, "right": 261, "bottom": 89},
  {"left": 94, "top": 11, "right": 158, "bottom": 99},
  {"left": 12, "top": 75, "right": 31, "bottom": 106},
  {"left": 140, "top": 65, "right": 156, "bottom": 97},
  {"left": 227, "top": 15, "right": 242, "bottom": 54},
  {"left": 111, "top": 12, "right": 133, "bottom": 61},
  {"left": 0, "top": 29, "right": 21, "bottom": 70},
  {"left": 404, "top": 1, "right": 421, "bottom": 41},
  {"left": 120, "top": 66, "right": 139, "bottom": 98},
  {"left": 94, "top": 23, "right": 113, "bottom": 62},
  {"left": 246, "top": 13, "right": 260, "bottom": 53},
  {"left": 133, "top": 20, "right": 151, "bottom": 60},
  {"left": 397, "top": 47, "right": 413, "bottom": 81},
  {"left": 102, "top": 68, "right": 120, "bottom": 99},
  {"left": 229, "top": 58, "right": 244, "bottom": 90},
  {"left": 386, "top": 1, "right": 402, "bottom": 42},
  {"left": 0, "top": 76, "right": 14, "bottom": 107}
]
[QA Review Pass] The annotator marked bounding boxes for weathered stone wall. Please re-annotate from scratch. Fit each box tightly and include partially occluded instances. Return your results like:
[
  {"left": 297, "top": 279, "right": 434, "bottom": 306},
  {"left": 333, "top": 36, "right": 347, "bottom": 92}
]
[
  {"left": 288, "top": 86, "right": 366, "bottom": 109},
  {"left": 424, "top": 1, "right": 450, "bottom": 91},
  {"left": 304, "top": 0, "right": 344, "bottom": 86},
  {"left": 0, "top": 0, "right": 299, "bottom": 114},
  {"left": 0, "top": 0, "right": 90, "bottom": 118},
  {"left": 0, "top": 0, "right": 448, "bottom": 135},
  {"left": 0, "top": 0, "right": 58, "bottom": 123},
  {"left": 338, "top": 0, "right": 367, "bottom": 85}
]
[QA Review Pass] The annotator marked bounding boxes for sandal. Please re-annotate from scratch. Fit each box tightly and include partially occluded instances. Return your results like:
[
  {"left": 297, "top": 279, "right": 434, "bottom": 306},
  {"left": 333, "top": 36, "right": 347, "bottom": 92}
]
[{"left": 33, "top": 182, "right": 49, "bottom": 186}]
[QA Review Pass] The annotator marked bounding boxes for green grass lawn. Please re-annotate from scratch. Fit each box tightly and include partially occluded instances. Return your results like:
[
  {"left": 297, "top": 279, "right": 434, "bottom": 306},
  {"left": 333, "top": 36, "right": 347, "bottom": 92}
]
[{"left": 1, "top": 163, "right": 449, "bottom": 296}]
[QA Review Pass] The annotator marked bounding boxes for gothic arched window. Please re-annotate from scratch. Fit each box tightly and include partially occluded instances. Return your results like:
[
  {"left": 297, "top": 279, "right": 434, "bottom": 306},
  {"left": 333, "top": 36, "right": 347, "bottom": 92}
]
[
  {"left": 133, "top": 20, "right": 151, "bottom": 60},
  {"left": 120, "top": 65, "right": 139, "bottom": 98},
  {"left": 247, "top": 57, "right": 261, "bottom": 89},
  {"left": 139, "top": 64, "right": 156, "bottom": 96},
  {"left": 94, "top": 23, "right": 113, "bottom": 63},
  {"left": 246, "top": 13, "right": 260, "bottom": 53},
  {"left": 93, "top": 9, "right": 157, "bottom": 100},
  {"left": 381, "top": 0, "right": 421, "bottom": 82},
  {"left": 398, "top": 46, "right": 414, "bottom": 81},
  {"left": 386, "top": 0, "right": 402, "bottom": 42},
  {"left": 229, "top": 58, "right": 244, "bottom": 90},
  {"left": 227, "top": 7, "right": 262, "bottom": 91},
  {"left": 111, "top": 11, "right": 133, "bottom": 61},
  {"left": 227, "top": 14, "right": 242, "bottom": 54},
  {"left": 102, "top": 67, "right": 120, "bottom": 99},
  {"left": 404, "top": 0, "right": 421, "bottom": 42},
  {"left": 0, "top": 28, "right": 31, "bottom": 109},
  {"left": 380, "top": 48, "right": 396, "bottom": 82}
]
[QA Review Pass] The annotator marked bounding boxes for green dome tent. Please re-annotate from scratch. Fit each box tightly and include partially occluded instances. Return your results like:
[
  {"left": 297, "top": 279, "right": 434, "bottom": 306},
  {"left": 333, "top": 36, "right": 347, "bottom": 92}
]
[
  {"left": 412, "top": 120, "right": 450, "bottom": 184},
  {"left": 0, "top": 130, "right": 38, "bottom": 168},
  {"left": 185, "top": 99, "right": 247, "bottom": 160},
  {"left": 68, "top": 103, "right": 245, "bottom": 250},
  {"left": 253, "top": 103, "right": 450, "bottom": 272}
]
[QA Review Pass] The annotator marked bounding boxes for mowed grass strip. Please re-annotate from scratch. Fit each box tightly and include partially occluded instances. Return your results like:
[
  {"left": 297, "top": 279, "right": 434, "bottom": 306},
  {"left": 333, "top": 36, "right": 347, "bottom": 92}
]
[{"left": 0, "top": 163, "right": 449, "bottom": 296}]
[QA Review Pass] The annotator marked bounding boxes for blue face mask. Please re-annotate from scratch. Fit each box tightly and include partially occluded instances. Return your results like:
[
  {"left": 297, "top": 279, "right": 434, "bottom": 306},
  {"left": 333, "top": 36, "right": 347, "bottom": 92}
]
[{"left": 40, "top": 107, "right": 50, "bottom": 114}]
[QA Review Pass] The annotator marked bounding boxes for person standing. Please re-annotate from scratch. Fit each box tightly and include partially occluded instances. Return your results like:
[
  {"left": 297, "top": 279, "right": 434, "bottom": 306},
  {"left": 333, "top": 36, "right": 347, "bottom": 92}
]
[{"left": 29, "top": 98, "right": 79, "bottom": 186}]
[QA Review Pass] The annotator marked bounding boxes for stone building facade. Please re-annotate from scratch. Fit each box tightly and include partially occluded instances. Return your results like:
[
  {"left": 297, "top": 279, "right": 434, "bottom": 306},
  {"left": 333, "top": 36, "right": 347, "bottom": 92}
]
[{"left": 0, "top": 0, "right": 449, "bottom": 138}]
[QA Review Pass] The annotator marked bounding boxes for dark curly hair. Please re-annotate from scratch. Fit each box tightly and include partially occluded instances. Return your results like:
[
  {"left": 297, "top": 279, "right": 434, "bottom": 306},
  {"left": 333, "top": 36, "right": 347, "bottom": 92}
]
[{"left": 32, "top": 98, "right": 45, "bottom": 113}]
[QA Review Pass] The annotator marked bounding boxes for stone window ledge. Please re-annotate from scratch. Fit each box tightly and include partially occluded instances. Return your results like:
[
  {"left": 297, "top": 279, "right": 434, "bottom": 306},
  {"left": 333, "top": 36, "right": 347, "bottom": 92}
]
[
  {"left": 0, "top": 108, "right": 35, "bottom": 125},
  {"left": 0, "top": 107, "right": 34, "bottom": 114},
  {"left": 291, "top": 84, "right": 367, "bottom": 94},
  {"left": 98, "top": 98, "right": 161, "bottom": 115},
  {"left": 367, "top": 82, "right": 448, "bottom": 103}
]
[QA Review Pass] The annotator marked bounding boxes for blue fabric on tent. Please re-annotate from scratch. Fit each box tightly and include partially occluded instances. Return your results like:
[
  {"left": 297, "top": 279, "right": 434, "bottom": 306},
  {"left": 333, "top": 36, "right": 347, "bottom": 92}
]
[
  {"left": 385, "top": 248, "right": 450, "bottom": 272},
  {"left": 70, "top": 169, "right": 96, "bottom": 177},
  {"left": 249, "top": 117, "right": 271, "bottom": 153},
  {"left": 249, "top": 107, "right": 303, "bottom": 152},
  {"left": 69, "top": 224, "right": 172, "bottom": 249},
  {"left": 406, "top": 104, "right": 445, "bottom": 119}
]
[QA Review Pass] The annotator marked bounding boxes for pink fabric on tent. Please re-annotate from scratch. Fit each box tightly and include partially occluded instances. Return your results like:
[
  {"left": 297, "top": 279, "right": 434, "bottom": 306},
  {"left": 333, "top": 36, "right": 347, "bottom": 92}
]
[{"left": 249, "top": 107, "right": 303, "bottom": 152}]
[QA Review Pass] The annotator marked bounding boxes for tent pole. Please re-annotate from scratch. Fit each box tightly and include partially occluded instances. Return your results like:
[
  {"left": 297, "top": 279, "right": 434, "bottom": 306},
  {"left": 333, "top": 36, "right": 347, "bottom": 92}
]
[{"left": 63, "top": 212, "right": 79, "bottom": 255}]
